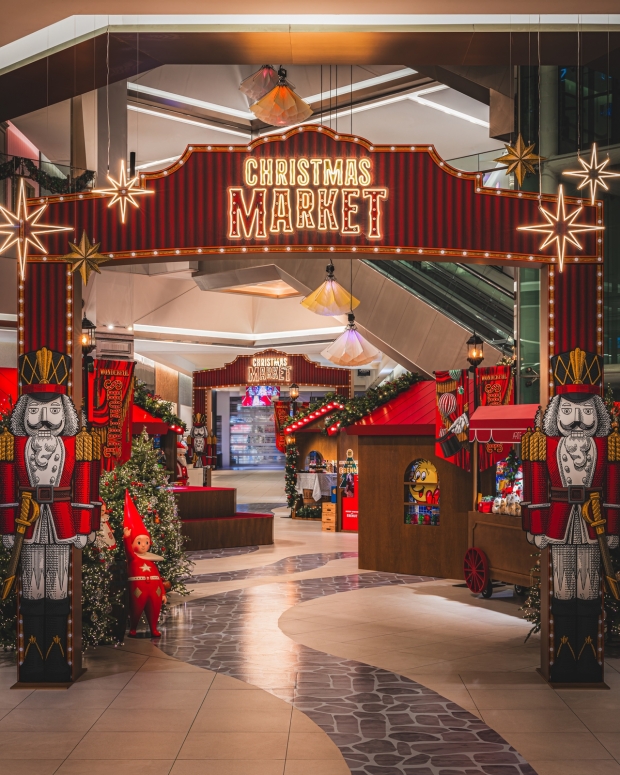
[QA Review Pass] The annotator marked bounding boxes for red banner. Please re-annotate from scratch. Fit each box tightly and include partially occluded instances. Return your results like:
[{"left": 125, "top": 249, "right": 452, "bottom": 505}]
[
  {"left": 435, "top": 370, "right": 470, "bottom": 471},
  {"left": 475, "top": 365, "right": 515, "bottom": 471},
  {"left": 273, "top": 401, "right": 291, "bottom": 453},
  {"left": 88, "top": 359, "right": 135, "bottom": 470}
]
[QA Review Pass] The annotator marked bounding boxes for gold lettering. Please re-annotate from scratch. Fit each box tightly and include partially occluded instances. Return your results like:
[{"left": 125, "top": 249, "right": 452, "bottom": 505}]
[
  {"left": 297, "top": 158, "right": 310, "bottom": 186},
  {"left": 344, "top": 159, "right": 358, "bottom": 186},
  {"left": 244, "top": 158, "right": 258, "bottom": 186},
  {"left": 323, "top": 159, "right": 343, "bottom": 186},
  {"left": 318, "top": 189, "right": 339, "bottom": 231},
  {"left": 310, "top": 159, "right": 322, "bottom": 185},
  {"left": 270, "top": 189, "right": 294, "bottom": 233},
  {"left": 260, "top": 158, "right": 273, "bottom": 186},
  {"left": 228, "top": 188, "right": 267, "bottom": 239},
  {"left": 341, "top": 188, "right": 360, "bottom": 235},
  {"left": 296, "top": 189, "right": 315, "bottom": 229},
  {"left": 359, "top": 158, "right": 372, "bottom": 186},
  {"left": 289, "top": 158, "right": 296, "bottom": 186},
  {"left": 363, "top": 188, "right": 388, "bottom": 239},
  {"left": 275, "top": 159, "right": 288, "bottom": 185}
]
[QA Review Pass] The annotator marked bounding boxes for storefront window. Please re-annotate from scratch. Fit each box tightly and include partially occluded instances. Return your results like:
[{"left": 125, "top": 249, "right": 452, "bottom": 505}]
[{"left": 404, "top": 459, "right": 440, "bottom": 525}]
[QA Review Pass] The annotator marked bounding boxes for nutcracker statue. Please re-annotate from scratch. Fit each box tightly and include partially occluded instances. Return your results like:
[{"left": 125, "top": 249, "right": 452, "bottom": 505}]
[
  {"left": 123, "top": 490, "right": 166, "bottom": 637},
  {"left": 187, "top": 412, "right": 208, "bottom": 468},
  {"left": 0, "top": 347, "right": 101, "bottom": 683},
  {"left": 521, "top": 348, "right": 620, "bottom": 684}
]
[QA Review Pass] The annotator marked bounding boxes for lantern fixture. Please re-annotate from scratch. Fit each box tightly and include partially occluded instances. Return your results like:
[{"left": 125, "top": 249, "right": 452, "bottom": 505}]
[
  {"left": 81, "top": 316, "right": 96, "bottom": 356},
  {"left": 466, "top": 331, "right": 484, "bottom": 371},
  {"left": 289, "top": 383, "right": 300, "bottom": 401}
]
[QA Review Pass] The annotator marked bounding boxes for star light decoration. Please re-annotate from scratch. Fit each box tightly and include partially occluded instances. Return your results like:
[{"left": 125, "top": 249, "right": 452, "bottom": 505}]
[
  {"left": 0, "top": 178, "right": 72, "bottom": 280},
  {"left": 63, "top": 231, "right": 109, "bottom": 284},
  {"left": 95, "top": 165, "right": 153, "bottom": 223},
  {"left": 494, "top": 134, "right": 545, "bottom": 188},
  {"left": 563, "top": 143, "right": 620, "bottom": 205},
  {"left": 518, "top": 185, "right": 604, "bottom": 272}
]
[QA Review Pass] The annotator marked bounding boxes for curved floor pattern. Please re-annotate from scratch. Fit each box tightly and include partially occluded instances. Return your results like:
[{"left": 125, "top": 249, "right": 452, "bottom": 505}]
[
  {"left": 187, "top": 551, "right": 359, "bottom": 584},
  {"left": 159, "top": 570, "right": 536, "bottom": 775},
  {"left": 186, "top": 545, "right": 260, "bottom": 560}
]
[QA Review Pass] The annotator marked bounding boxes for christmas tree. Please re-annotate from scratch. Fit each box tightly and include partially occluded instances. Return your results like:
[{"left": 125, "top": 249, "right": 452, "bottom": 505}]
[{"left": 99, "top": 431, "right": 192, "bottom": 602}]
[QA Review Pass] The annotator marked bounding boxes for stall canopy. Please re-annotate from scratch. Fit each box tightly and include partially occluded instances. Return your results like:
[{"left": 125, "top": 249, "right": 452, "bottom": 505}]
[
  {"left": 132, "top": 405, "right": 170, "bottom": 435},
  {"left": 469, "top": 404, "right": 538, "bottom": 444},
  {"left": 347, "top": 380, "right": 436, "bottom": 436}
]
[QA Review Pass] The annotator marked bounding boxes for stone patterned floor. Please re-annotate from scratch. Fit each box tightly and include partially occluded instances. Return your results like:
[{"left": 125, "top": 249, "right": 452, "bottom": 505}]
[
  {"left": 158, "top": 567, "right": 536, "bottom": 775},
  {"left": 186, "top": 545, "right": 260, "bottom": 560},
  {"left": 187, "top": 551, "right": 360, "bottom": 584}
]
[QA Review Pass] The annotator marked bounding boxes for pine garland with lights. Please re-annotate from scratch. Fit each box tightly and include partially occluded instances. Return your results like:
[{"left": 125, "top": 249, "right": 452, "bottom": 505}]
[
  {"left": 134, "top": 379, "right": 186, "bottom": 432},
  {"left": 285, "top": 443, "right": 300, "bottom": 509},
  {"left": 283, "top": 393, "right": 347, "bottom": 432},
  {"left": 520, "top": 553, "right": 541, "bottom": 641},
  {"left": 328, "top": 372, "right": 422, "bottom": 431}
]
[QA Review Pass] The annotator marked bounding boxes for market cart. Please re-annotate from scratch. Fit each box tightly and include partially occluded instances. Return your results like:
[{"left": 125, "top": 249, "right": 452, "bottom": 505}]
[{"left": 464, "top": 404, "right": 538, "bottom": 598}]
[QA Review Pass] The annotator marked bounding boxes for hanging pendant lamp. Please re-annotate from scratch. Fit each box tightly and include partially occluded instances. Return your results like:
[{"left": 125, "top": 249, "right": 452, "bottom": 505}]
[
  {"left": 239, "top": 65, "right": 280, "bottom": 102},
  {"left": 301, "top": 262, "right": 360, "bottom": 316},
  {"left": 250, "top": 67, "right": 313, "bottom": 127},
  {"left": 321, "top": 313, "right": 379, "bottom": 367}
]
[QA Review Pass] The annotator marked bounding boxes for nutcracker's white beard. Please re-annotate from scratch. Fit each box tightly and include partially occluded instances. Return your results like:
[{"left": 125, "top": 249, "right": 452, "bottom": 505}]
[{"left": 30, "top": 434, "right": 59, "bottom": 470}]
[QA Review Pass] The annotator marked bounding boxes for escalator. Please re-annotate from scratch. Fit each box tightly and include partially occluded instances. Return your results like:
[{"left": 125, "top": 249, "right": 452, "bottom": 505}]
[{"left": 364, "top": 259, "right": 515, "bottom": 350}]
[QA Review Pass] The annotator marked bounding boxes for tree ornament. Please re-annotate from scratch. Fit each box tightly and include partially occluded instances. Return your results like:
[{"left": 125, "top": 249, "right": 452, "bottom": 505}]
[
  {"left": 518, "top": 185, "right": 604, "bottom": 272},
  {"left": 63, "top": 231, "right": 109, "bottom": 284},
  {"left": 563, "top": 143, "right": 620, "bottom": 205},
  {"left": 494, "top": 134, "right": 545, "bottom": 188},
  {"left": 0, "top": 178, "right": 72, "bottom": 280}
]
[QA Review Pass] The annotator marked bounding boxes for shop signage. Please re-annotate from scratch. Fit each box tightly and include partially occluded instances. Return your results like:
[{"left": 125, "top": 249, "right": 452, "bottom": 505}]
[
  {"left": 247, "top": 355, "right": 292, "bottom": 383},
  {"left": 35, "top": 126, "right": 600, "bottom": 264},
  {"left": 229, "top": 157, "right": 387, "bottom": 239}
]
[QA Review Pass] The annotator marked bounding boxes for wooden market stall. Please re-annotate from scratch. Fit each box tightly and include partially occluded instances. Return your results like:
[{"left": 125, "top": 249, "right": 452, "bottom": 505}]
[
  {"left": 287, "top": 401, "right": 359, "bottom": 531},
  {"left": 465, "top": 404, "right": 538, "bottom": 597},
  {"left": 348, "top": 380, "right": 474, "bottom": 579}
]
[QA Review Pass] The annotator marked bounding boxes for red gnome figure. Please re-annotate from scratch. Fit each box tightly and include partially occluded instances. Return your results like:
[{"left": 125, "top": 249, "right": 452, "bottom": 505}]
[{"left": 122, "top": 490, "right": 166, "bottom": 637}]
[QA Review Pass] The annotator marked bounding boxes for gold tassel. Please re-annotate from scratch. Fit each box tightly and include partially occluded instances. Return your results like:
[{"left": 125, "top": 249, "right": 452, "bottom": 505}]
[
  {"left": 609, "top": 424, "right": 620, "bottom": 462},
  {"left": 91, "top": 431, "right": 102, "bottom": 461},
  {"left": 75, "top": 427, "right": 93, "bottom": 462},
  {"left": 0, "top": 428, "right": 14, "bottom": 462},
  {"left": 521, "top": 428, "right": 532, "bottom": 461},
  {"left": 529, "top": 427, "right": 546, "bottom": 462}
]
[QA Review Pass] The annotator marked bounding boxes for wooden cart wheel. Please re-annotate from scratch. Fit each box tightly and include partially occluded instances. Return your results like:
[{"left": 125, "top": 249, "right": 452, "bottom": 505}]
[
  {"left": 514, "top": 585, "right": 528, "bottom": 597},
  {"left": 464, "top": 547, "right": 491, "bottom": 596}
]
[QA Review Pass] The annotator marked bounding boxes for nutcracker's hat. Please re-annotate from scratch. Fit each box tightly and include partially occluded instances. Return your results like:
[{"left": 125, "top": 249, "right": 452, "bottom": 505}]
[
  {"left": 123, "top": 490, "right": 151, "bottom": 553},
  {"left": 551, "top": 347, "right": 602, "bottom": 401},
  {"left": 19, "top": 347, "right": 71, "bottom": 397},
  {"left": 193, "top": 412, "right": 205, "bottom": 426}
]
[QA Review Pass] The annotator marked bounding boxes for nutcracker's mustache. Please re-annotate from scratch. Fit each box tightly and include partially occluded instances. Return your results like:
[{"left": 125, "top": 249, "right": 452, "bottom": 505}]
[
  {"left": 26, "top": 419, "right": 63, "bottom": 431},
  {"left": 561, "top": 420, "right": 595, "bottom": 431}
]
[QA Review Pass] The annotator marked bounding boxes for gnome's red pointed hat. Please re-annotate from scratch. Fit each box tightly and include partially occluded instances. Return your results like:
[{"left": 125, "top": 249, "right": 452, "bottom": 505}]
[{"left": 123, "top": 490, "right": 151, "bottom": 554}]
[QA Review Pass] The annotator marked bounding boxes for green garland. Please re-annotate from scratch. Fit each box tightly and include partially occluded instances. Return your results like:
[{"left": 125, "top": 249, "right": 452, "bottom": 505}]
[
  {"left": 295, "top": 504, "right": 322, "bottom": 519},
  {"left": 282, "top": 393, "right": 347, "bottom": 432},
  {"left": 0, "top": 156, "right": 95, "bottom": 194},
  {"left": 134, "top": 379, "right": 186, "bottom": 432},
  {"left": 328, "top": 372, "right": 422, "bottom": 430},
  {"left": 285, "top": 443, "right": 299, "bottom": 508}
]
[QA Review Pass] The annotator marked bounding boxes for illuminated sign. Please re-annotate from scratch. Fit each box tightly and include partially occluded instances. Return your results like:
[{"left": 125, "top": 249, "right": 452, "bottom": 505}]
[
  {"left": 247, "top": 356, "right": 292, "bottom": 383},
  {"left": 228, "top": 157, "right": 388, "bottom": 240}
]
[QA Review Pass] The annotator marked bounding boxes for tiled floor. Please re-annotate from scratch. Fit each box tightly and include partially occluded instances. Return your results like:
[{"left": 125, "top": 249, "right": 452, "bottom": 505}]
[{"left": 3, "top": 469, "right": 620, "bottom": 774}]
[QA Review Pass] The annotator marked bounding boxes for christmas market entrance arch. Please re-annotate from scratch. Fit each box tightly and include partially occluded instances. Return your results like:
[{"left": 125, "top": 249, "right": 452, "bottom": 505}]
[{"left": 13, "top": 125, "right": 605, "bottom": 686}]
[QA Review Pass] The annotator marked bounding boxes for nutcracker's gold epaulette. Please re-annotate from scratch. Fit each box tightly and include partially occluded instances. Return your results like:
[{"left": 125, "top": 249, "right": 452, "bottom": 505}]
[
  {"left": 609, "top": 424, "right": 620, "bottom": 462},
  {"left": 0, "top": 428, "right": 14, "bottom": 462},
  {"left": 75, "top": 427, "right": 94, "bottom": 462},
  {"left": 528, "top": 427, "right": 547, "bottom": 462},
  {"left": 521, "top": 428, "right": 532, "bottom": 461}
]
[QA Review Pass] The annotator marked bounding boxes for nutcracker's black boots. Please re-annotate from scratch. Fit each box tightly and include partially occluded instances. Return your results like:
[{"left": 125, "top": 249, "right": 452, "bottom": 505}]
[
  {"left": 20, "top": 597, "right": 71, "bottom": 683},
  {"left": 551, "top": 597, "right": 602, "bottom": 684}
]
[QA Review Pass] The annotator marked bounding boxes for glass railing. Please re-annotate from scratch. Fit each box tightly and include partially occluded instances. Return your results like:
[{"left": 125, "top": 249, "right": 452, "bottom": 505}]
[
  {"left": 364, "top": 259, "right": 515, "bottom": 351},
  {"left": 0, "top": 153, "right": 95, "bottom": 203},
  {"left": 447, "top": 149, "right": 514, "bottom": 190}
]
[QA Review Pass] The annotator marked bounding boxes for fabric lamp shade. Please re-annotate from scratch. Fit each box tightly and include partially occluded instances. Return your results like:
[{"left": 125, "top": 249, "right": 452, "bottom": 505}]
[
  {"left": 321, "top": 314, "right": 379, "bottom": 367},
  {"left": 250, "top": 83, "right": 313, "bottom": 126},
  {"left": 239, "top": 65, "right": 280, "bottom": 102},
  {"left": 302, "top": 278, "right": 360, "bottom": 316}
]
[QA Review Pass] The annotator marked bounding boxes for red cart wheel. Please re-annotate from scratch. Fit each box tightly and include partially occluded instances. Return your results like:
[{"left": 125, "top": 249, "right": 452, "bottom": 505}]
[{"left": 464, "top": 547, "right": 491, "bottom": 595}]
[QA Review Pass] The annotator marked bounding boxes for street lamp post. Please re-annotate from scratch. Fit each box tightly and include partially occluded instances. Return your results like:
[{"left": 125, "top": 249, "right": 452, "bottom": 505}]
[
  {"left": 81, "top": 315, "right": 97, "bottom": 422},
  {"left": 466, "top": 332, "right": 485, "bottom": 410},
  {"left": 289, "top": 383, "right": 299, "bottom": 416}
]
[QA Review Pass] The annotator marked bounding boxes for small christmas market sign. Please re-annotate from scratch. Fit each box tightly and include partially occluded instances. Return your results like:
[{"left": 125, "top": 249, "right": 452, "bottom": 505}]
[{"left": 24, "top": 125, "right": 601, "bottom": 266}]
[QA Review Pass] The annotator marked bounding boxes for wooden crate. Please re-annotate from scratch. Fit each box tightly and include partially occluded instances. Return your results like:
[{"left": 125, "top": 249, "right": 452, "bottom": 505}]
[{"left": 322, "top": 523, "right": 336, "bottom": 532}]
